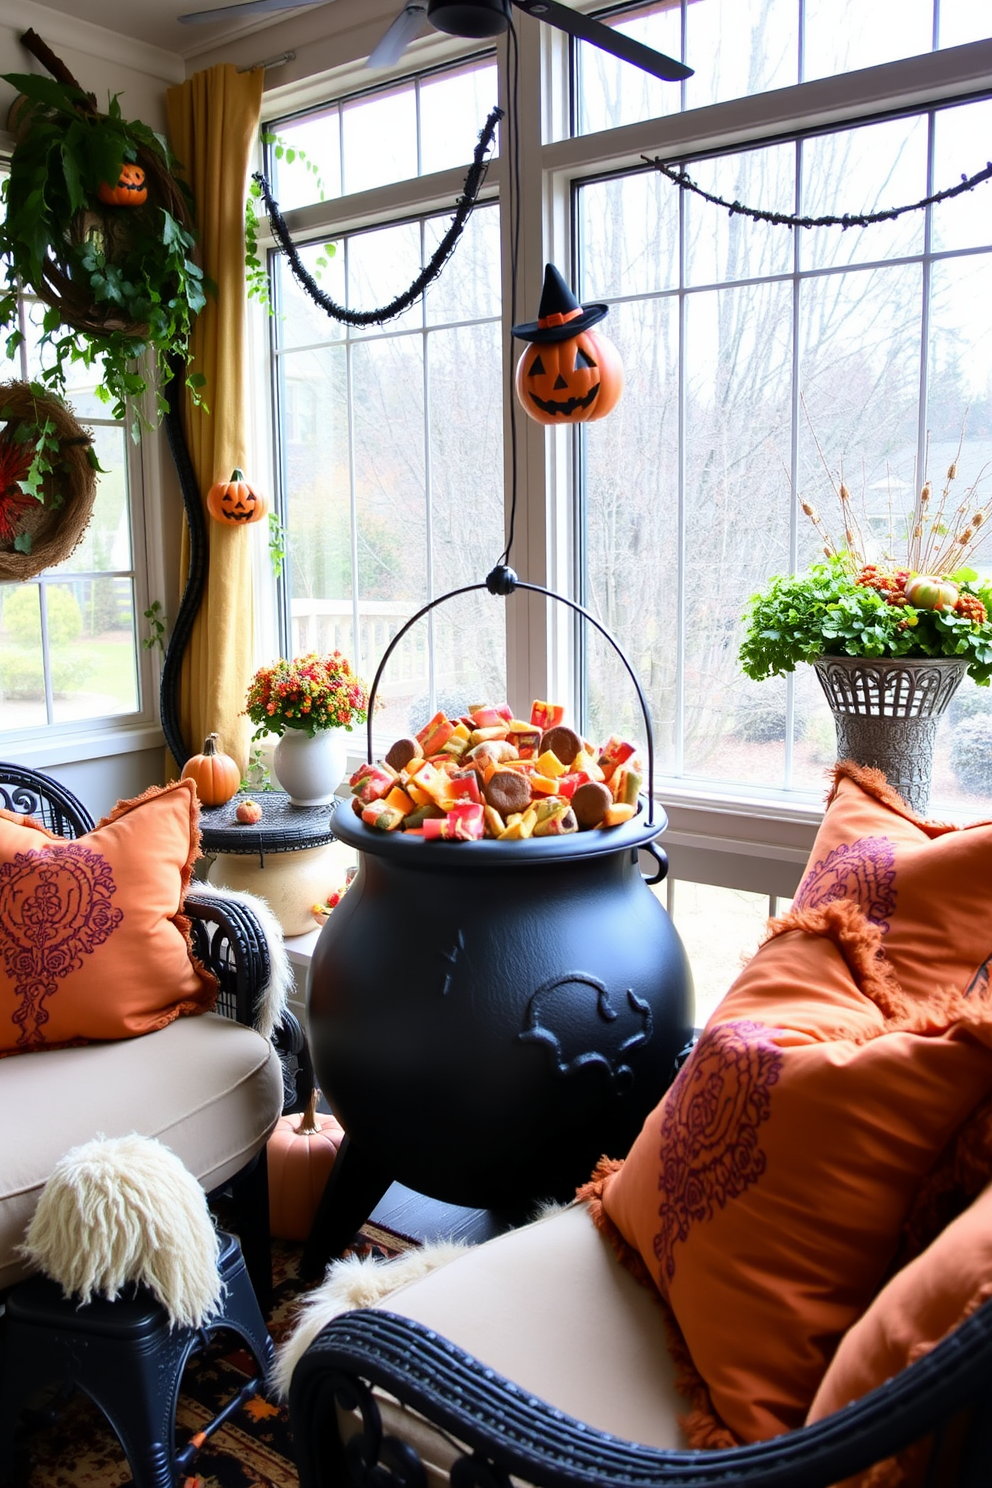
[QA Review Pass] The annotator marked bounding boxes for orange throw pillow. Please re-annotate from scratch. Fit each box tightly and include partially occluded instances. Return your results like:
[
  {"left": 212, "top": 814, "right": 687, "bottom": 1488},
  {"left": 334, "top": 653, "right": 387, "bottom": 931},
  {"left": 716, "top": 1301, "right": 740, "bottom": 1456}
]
[
  {"left": 0, "top": 780, "right": 216, "bottom": 1053},
  {"left": 793, "top": 761, "right": 992, "bottom": 1002},
  {"left": 806, "top": 1182, "right": 992, "bottom": 1488},
  {"left": 582, "top": 765, "right": 992, "bottom": 1446}
]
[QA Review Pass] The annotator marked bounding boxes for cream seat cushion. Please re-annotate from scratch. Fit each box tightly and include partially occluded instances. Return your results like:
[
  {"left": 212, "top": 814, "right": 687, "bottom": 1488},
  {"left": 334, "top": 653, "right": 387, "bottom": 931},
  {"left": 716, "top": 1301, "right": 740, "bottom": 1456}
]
[
  {"left": 338, "top": 1203, "right": 692, "bottom": 1481},
  {"left": 0, "top": 1012, "right": 283, "bottom": 1291}
]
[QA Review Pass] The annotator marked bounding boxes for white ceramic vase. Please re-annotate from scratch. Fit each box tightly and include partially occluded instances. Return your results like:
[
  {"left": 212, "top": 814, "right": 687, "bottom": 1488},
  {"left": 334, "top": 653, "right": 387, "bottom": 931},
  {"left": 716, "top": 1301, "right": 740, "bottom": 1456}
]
[{"left": 272, "top": 728, "right": 349, "bottom": 806}]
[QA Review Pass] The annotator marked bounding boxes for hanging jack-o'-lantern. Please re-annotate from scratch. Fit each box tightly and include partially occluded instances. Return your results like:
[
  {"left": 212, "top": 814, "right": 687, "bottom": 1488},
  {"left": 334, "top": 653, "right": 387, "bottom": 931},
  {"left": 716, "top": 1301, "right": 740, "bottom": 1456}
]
[
  {"left": 206, "top": 468, "right": 268, "bottom": 526},
  {"left": 512, "top": 263, "right": 624, "bottom": 426},
  {"left": 97, "top": 163, "right": 148, "bottom": 207}
]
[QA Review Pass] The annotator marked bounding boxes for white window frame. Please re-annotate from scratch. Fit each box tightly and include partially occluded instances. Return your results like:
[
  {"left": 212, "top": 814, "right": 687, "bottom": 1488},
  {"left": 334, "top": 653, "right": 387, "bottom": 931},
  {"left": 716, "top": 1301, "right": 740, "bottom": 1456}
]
[{"left": 252, "top": 27, "right": 992, "bottom": 900}]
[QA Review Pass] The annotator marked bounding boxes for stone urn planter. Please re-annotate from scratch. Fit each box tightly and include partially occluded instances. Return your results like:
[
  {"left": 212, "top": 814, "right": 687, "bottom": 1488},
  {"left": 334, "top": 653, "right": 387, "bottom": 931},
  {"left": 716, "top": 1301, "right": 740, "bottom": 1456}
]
[{"left": 813, "top": 655, "right": 968, "bottom": 814}]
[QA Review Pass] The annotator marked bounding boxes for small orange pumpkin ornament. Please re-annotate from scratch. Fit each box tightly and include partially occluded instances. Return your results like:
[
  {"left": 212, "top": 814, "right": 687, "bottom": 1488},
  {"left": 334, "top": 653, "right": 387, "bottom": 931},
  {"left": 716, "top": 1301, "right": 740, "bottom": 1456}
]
[
  {"left": 267, "top": 1088, "right": 345, "bottom": 1241},
  {"left": 181, "top": 733, "right": 242, "bottom": 806},
  {"left": 512, "top": 264, "right": 624, "bottom": 426},
  {"left": 97, "top": 163, "right": 148, "bottom": 207},
  {"left": 206, "top": 468, "right": 268, "bottom": 526}
]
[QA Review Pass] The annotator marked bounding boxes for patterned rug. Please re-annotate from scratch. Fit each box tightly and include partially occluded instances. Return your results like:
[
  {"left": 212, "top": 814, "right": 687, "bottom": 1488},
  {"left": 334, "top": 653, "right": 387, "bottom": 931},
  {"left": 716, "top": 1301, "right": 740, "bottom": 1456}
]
[{"left": 10, "top": 1223, "right": 415, "bottom": 1488}]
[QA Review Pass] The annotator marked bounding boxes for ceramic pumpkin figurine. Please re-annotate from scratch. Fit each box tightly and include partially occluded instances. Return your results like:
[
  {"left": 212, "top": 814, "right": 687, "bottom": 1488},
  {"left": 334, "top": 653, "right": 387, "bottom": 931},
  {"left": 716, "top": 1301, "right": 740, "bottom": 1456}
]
[
  {"left": 267, "top": 1088, "right": 345, "bottom": 1241},
  {"left": 206, "top": 468, "right": 268, "bottom": 526},
  {"left": 97, "top": 163, "right": 148, "bottom": 206},
  {"left": 180, "top": 733, "right": 242, "bottom": 806},
  {"left": 512, "top": 263, "right": 624, "bottom": 426}
]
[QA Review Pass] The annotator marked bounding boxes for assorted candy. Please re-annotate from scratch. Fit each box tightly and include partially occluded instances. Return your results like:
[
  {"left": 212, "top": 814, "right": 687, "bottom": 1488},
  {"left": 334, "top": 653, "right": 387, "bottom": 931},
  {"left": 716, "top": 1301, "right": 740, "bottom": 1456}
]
[
  {"left": 348, "top": 700, "right": 642, "bottom": 841},
  {"left": 312, "top": 867, "right": 357, "bottom": 925}
]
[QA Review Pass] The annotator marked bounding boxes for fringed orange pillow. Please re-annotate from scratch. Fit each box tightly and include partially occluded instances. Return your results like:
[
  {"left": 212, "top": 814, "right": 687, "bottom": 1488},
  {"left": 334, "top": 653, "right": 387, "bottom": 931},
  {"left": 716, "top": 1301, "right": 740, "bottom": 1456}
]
[
  {"left": 0, "top": 780, "right": 217, "bottom": 1054},
  {"left": 806, "top": 1182, "right": 992, "bottom": 1488},
  {"left": 582, "top": 764, "right": 992, "bottom": 1448}
]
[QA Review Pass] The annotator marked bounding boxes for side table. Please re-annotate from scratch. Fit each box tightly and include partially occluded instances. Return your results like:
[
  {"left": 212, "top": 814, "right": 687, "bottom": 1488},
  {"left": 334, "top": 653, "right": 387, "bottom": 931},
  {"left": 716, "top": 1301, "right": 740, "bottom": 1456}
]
[{"left": 199, "top": 792, "right": 356, "bottom": 936}]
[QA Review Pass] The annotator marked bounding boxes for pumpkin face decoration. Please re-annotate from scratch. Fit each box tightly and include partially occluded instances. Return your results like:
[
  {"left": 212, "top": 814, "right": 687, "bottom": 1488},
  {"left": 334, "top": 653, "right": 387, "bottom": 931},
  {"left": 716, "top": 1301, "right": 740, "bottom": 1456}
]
[
  {"left": 97, "top": 163, "right": 148, "bottom": 207},
  {"left": 206, "top": 468, "right": 268, "bottom": 526},
  {"left": 515, "top": 327, "right": 624, "bottom": 426},
  {"left": 512, "top": 263, "right": 624, "bottom": 427}
]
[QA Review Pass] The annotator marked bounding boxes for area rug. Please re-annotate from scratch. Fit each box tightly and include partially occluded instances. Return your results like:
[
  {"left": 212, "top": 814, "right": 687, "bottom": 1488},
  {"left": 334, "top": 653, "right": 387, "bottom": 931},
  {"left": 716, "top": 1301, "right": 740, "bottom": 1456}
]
[{"left": 10, "top": 1223, "right": 415, "bottom": 1488}]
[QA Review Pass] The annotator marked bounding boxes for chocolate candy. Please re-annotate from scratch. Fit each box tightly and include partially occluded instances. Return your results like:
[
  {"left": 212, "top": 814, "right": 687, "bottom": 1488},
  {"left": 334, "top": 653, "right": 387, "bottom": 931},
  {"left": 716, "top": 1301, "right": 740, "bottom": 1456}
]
[
  {"left": 385, "top": 736, "right": 420, "bottom": 771},
  {"left": 540, "top": 724, "right": 582, "bottom": 766},
  {"left": 485, "top": 768, "right": 532, "bottom": 816},
  {"left": 571, "top": 780, "right": 612, "bottom": 828}
]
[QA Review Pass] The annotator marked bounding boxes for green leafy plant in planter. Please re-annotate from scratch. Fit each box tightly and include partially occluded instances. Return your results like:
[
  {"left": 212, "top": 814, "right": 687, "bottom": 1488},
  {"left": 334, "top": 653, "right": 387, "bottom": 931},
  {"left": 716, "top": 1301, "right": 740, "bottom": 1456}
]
[
  {"left": 0, "top": 71, "right": 208, "bottom": 464},
  {"left": 740, "top": 453, "right": 992, "bottom": 688}
]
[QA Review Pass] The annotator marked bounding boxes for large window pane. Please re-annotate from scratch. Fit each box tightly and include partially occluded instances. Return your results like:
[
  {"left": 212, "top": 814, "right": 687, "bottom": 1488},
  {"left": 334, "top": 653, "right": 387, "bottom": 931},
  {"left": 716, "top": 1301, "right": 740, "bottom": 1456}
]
[
  {"left": 575, "top": 2, "right": 684, "bottom": 135},
  {"left": 800, "top": 117, "right": 928, "bottom": 272},
  {"left": 420, "top": 61, "right": 499, "bottom": 175},
  {"left": 684, "top": 0, "right": 798, "bottom": 110},
  {"left": 684, "top": 143, "right": 796, "bottom": 286},
  {"left": 342, "top": 85, "right": 418, "bottom": 194},
  {"left": 58, "top": 426, "right": 132, "bottom": 576},
  {"left": 682, "top": 281, "right": 794, "bottom": 786},
  {"left": 577, "top": 172, "right": 680, "bottom": 299},
  {"left": 932, "top": 99, "right": 992, "bottom": 254},
  {"left": 0, "top": 583, "right": 46, "bottom": 729},
  {"left": 275, "top": 242, "right": 347, "bottom": 350},
  {"left": 582, "top": 294, "right": 680, "bottom": 766},
  {"left": 803, "top": 0, "right": 934, "bottom": 81}
]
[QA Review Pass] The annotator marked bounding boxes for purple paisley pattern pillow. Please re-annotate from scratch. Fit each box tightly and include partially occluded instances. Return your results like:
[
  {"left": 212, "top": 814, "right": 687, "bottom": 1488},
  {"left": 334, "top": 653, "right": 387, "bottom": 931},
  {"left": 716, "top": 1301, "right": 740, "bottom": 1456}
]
[
  {"left": 653, "top": 1019, "right": 782, "bottom": 1284},
  {"left": 793, "top": 835, "right": 897, "bottom": 933}
]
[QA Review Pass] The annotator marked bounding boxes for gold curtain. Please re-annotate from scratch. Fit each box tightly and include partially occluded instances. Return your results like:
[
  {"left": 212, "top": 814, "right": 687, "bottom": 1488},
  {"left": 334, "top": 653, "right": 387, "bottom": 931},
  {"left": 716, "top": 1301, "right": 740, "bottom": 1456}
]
[{"left": 165, "top": 63, "right": 264, "bottom": 773}]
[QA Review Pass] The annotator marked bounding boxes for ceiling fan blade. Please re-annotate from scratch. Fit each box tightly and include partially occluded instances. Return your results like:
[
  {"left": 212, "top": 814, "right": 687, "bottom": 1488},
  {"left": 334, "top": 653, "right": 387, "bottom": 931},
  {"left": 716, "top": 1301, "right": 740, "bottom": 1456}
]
[
  {"left": 368, "top": 3, "right": 430, "bottom": 67},
  {"left": 179, "top": 0, "right": 328, "bottom": 25},
  {"left": 512, "top": 0, "right": 692, "bottom": 81}
]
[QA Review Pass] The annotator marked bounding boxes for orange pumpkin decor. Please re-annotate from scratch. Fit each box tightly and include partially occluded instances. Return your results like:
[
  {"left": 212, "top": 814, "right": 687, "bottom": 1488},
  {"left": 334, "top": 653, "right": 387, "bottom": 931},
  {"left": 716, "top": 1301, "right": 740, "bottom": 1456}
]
[
  {"left": 236, "top": 797, "right": 264, "bottom": 824},
  {"left": 267, "top": 1088, "right": 345, "bottom": 1241},
  {"left": 180, "top": 733, "right": 242, "bottom": 807},
  {"left": 512, "top": 263, "right": 624, "bottom": 426},
  {"left": 97, "top": 162, "right": 148, "bottom": 207},
  {"left": 206, "top": 468, "right": 268, "bottom": 527}
]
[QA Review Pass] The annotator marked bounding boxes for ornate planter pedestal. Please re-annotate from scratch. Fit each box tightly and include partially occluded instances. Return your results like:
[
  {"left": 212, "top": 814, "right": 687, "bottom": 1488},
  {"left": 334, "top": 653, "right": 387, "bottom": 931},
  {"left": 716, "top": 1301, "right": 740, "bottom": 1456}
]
[{"left": 814, "top": 655, "right": 968, "bottom": 815}]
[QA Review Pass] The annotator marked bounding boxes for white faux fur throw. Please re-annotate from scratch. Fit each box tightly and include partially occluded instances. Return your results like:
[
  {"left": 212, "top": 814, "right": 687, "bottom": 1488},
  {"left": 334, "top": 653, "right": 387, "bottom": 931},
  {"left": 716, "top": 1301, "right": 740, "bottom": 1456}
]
[
  {"left": 191, "top": 881, "right": 292, "bottom": 1040},
  {"left": 272, "top": 1240, "right": 470, "bottom": 1400},
  {"left": 20, "top": 1133, "right": 222, "bottom": 1329}
]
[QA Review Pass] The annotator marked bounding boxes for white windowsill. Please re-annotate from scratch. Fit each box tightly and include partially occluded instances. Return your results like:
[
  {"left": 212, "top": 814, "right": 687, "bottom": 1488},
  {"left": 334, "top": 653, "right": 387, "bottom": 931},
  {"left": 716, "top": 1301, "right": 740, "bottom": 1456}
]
[{"left": 0, "top": 723, "right": 166, "bottom": 770}]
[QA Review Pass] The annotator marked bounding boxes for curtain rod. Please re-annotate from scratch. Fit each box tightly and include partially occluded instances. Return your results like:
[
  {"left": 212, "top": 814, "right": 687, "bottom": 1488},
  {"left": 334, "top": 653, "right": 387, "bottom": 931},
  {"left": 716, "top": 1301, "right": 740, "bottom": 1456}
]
[{"left": 238, "top": 50, "right": 296, "bottom": 72}]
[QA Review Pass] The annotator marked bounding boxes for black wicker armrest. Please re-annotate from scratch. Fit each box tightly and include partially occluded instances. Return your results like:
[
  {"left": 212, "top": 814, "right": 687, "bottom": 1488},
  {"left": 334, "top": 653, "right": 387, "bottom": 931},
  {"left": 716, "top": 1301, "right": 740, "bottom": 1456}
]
[
  {"left": 183, "top": 888, "right": 314, "bottom": 1115},
  {"left": 289, "top": 1305, "right": 992, "bottom": 1488}
]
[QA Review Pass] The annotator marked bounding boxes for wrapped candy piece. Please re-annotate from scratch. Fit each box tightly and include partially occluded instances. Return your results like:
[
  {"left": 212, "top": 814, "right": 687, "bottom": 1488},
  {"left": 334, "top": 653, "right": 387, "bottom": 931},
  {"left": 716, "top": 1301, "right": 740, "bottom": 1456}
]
[
  {"left": 530, "top": 699, "right": 565, "bottom": 730},
  {"left": 450, "top": 771, "right": 483, "bottom": 804},
  {"left": 361, "top": 801, "right": 406, "bottom": 831},
  {"left": 611, "top": 766, "right": 642, "bottom": 806},
  {"left": 446, "top": 802, "right": 485, "bottom": 840},
  {"left": 351, "top": 762, "right": 395, "bottom": 804},
  {"left": 507, "top": 720, "right": 541, "bottom": 759},
  {"left": 556, "top": 770, "right": 591, "bottom": 799},
  {"left": 534, "top": 802, "right": 578, "bottom": 836},
  {"left": 598, "top": 734, "right": 636, "bottom": 778},
  {"left": 417, "top": 711, "right": 457, "bottom": 757},
  {"left": 469, "top": 705, "right": 505, "bottom": 728}
]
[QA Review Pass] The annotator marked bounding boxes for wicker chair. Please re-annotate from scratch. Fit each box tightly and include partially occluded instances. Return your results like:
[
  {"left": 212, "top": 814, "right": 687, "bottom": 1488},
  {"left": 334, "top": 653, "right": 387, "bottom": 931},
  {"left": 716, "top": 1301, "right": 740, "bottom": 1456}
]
[
  {"left": 287, "top": 1200, "right": 992, "bottom": 1488},
  {"left": 0, "top": 761, "right": 312, "bottom": 1308}
]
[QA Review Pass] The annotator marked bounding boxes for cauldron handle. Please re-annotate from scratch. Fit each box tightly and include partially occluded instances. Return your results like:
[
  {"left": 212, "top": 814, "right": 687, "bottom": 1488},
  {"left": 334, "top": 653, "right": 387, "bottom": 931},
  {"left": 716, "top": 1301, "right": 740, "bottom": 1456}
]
[
  {"left": 363, "top": 565, "right": 657, "bottom": 827},
  {"left": 638, "top": 840, "right": 668, "bottom": 885}
]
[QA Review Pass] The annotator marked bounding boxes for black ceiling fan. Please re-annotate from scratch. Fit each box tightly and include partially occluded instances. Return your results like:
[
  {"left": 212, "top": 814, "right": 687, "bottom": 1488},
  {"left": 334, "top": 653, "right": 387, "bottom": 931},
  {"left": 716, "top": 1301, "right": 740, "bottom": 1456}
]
[{"left": 178, "top": 0, "right": 692, "bottom": 84}]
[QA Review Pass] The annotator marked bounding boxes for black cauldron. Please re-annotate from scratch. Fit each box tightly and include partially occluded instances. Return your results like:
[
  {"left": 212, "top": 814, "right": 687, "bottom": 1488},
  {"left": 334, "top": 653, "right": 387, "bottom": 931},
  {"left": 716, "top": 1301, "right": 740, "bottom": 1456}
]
[{"left": 307, "top": 798, "right": 694, "bottom": 1213}]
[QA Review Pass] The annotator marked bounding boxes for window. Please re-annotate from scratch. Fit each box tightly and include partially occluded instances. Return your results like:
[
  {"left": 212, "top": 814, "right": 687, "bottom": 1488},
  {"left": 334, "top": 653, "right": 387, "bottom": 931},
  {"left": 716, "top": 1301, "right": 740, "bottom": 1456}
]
[
  {"left": 258, "top": 1, "right": 992, "bottom": 849},
  {"left": 0, "top": 294, "right": 153, "bottom": 746},
  {"left": 575, "top": 96, "right": 992, "bottom": 815},
  {"left": 266, "top": 58, "right": 505, "bottom": 742}
]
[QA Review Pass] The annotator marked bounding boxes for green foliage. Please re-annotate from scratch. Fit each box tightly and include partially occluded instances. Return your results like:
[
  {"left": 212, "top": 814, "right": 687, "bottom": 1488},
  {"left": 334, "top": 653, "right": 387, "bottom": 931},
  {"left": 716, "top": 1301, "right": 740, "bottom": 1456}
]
[
  {"left": 141, "top": 598, "right": 167, "bottom": 652},
  {"left": 245, "top": 131, "right": 333, "bottom": 315},
  {"left": 0, "top": 74, "right": 208, "bottom": 441},
  {"left": 739, "top": 558, "right": 992, "bottom": 687},
  {"left": 240, "top": 743, "right": 274, "bottom": 792},
  {"left": 267, "top": 510, "right": 287, "bottom": 578}
]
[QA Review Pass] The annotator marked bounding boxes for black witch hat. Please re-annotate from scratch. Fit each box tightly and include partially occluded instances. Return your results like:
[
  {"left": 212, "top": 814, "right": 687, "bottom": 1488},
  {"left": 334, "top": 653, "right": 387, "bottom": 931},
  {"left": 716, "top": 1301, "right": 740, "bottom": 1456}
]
[{"left": 511, "top": 263, "right": 610, "bottom": 344}]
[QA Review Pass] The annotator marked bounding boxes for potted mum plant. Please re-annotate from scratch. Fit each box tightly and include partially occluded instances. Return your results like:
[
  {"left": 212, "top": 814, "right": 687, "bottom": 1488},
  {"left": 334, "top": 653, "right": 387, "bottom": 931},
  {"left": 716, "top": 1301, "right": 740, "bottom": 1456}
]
[
  {"left": 244, "top": 651, "right": 370, "bottom": 807},
  {"left": 739, "top": 454, "right": 992, "bottom": 813}
]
